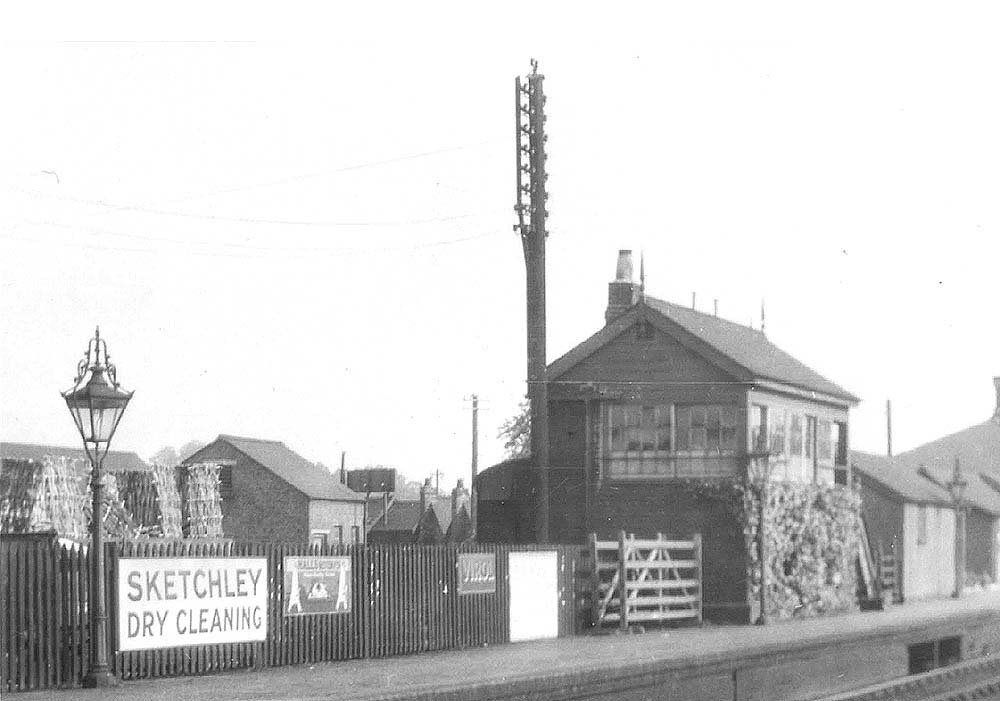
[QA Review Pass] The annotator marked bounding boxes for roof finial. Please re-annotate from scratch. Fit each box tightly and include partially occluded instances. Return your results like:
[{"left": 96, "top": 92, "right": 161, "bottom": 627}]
[{"left": 760, "top": 299, "right": 766, "bottom": 335}]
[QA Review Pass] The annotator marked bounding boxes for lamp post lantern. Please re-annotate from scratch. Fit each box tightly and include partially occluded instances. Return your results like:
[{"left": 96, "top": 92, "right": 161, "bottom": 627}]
[
  {"left": 747, "top": 450, "right": 772, "bottom": 625},
  {"left": 62, "top": 327, "right": 133, "bottom": 688},
  {"left": 947, "top": 457, "right": 967, "bottom": 599}
]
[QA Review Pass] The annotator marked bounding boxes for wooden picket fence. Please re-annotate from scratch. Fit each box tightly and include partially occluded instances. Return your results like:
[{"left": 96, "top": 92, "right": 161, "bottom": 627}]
[
  {"left": 591, "top": 531, "right": 702, "bottom": 630},
  {"left": 1, "top": 537, "right": 581, "bottom": 693}
]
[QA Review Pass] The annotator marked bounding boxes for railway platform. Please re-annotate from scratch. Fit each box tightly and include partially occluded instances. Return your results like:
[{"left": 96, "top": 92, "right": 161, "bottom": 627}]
[{"left": 20, "top": 590, "right": 1000, "bottom": 701}]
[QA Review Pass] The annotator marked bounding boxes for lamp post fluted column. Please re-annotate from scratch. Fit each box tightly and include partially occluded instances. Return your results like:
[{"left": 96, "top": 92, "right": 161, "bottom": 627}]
[{"left": 62, "top": 327, "right": 133, "bottom": 688}]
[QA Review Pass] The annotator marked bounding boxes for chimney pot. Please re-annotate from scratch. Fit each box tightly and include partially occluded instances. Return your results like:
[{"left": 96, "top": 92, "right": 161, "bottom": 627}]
[
  {"left": 420, "top": 477, "right": 433, "bottom": 514},
  {"left": 451, "top": 479, "right": 470, "bottom": 518},
  {"left": 615, "top": 250, "right": 635, "bottom": 282}
]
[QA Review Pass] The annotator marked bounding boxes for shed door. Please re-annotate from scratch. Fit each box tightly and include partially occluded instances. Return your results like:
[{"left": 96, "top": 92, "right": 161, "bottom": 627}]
[{"left": 508, "top": 551, "right": 559, "bottom": 642}]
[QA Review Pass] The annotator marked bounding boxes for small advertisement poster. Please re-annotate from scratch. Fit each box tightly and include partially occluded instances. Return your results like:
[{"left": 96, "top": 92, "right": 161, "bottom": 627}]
[
  {"left": 282, "top": 556, "right": 351, "bottom": 616},
  {"left": 457, "top": 553, "right": 496, "bottom": 594},
  {"left": 117, "top": 557, "right": 268, "bottom": 651}
]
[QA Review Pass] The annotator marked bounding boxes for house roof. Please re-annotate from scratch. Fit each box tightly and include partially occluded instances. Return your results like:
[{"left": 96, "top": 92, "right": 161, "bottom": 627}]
[
  {"left": 1, "top": 441, "right": 150, "bottom": 474},
  {"left": 851, "top": 450, "right": 954, "bottom": 507},
  {"left": 190, "top": 435, "right": 364, "bottom": 502},
  {"left": 914, "top": 462, "right": 1000, "bottom": 517},
  {"left": 893, "top": 418, "right": 1000, "bottom": 516},
  {"left": 368, "top": 495, "right": 457, "bottom": 533},
  {"left": 895, "top": 420, "right": 1000, "bottom": 477},
  {"left": 548, "top": 296, "right": 859, "bottom": 403},
  {"left": 371, "top": 500, "right": 424, "bottom": 532}
]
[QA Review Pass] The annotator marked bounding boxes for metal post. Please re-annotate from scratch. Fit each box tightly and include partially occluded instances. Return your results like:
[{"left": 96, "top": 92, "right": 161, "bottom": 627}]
[
  {"left": 471, "top": 394, "right": 479, "bottom": 536},
  {"left": 758, "top": 476, "right": 768, "bottom": 625},
  {"left": 950, "top": 456, "right": 967, "bottom": 599},
  {"left": 85, "top": 455, "right": 115, "bottom": 687}
]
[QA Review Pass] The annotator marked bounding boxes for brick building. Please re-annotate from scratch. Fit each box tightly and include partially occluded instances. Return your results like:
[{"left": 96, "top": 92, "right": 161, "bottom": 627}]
[
  {"left": 184, "top": 435, "right": 365, "bottom": 546},
  {"left": 477, "top": 250, "right": 859, "bottom": 622}
]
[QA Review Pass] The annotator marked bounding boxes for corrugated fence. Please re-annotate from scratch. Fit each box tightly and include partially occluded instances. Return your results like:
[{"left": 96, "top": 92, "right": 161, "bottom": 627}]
[{"left": 1, "top": 538, "right": 583, "bottom": 692}]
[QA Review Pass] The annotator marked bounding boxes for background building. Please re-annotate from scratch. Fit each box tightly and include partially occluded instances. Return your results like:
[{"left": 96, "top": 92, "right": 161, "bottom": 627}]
[{"left": 185, "top": 434, "right": 365, "bottom": 545}]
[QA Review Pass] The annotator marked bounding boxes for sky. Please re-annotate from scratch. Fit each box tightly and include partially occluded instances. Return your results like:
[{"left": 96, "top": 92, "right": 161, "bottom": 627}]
[{"left": 2, "top": 3, "right": 998, "bottom": 490}]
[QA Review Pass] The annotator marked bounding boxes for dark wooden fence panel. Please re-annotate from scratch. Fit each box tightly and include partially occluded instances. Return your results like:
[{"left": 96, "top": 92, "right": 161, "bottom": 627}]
[
  {"left": 1, "top": 541, "right": 89, "bottom": 694},
  {"left": 1, "top": 539, "right": 582, "bottom": 692}
]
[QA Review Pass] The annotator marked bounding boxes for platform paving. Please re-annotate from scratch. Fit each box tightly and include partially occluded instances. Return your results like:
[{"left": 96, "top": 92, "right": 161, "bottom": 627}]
[{"left": 19, "top": 590, "right": 1000, "bottom": 701}]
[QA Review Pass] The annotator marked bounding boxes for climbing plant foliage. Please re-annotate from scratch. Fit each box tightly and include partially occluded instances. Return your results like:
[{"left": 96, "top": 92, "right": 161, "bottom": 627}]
[
  {"left": 744, "top": 480, "right": 862, "bottom": 619},
  {"left": 678, "top": 476, "right": 862, "bottom": 620}
]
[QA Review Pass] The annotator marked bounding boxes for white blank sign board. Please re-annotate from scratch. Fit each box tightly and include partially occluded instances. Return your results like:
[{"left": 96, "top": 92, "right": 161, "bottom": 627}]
[{"left": 508, "top": 551, "right": 559, "bottom": 642}]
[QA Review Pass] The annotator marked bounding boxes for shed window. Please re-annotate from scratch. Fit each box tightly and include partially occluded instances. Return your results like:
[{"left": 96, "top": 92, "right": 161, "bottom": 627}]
[{"left": 219, "top": 466, "right": 233, "bottom": 500}]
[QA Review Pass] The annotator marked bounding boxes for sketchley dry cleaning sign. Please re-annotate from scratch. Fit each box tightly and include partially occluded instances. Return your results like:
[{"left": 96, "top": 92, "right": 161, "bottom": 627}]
[{"left": 117, "top": 557, "right": 268, "bottom": 651}]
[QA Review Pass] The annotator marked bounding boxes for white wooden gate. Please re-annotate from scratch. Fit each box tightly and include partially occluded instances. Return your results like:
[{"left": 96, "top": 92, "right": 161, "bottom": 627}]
[{"left": 591, "top": 531, "right": 702, "bottom": 629}]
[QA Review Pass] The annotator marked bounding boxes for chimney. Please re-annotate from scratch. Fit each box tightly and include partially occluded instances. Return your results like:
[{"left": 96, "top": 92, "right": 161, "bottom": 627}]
[
  {"left": 994, "top": 376, "right": 1000, "bottom": 421},
  {"left": 451, "top": 478, "right": 470, "bottom": 519},
  {"left": 605, "top": 250, "right": 641, "bottom": 324},
  {"left": 419, "top": 477, "right": 433, "bottom": 514}
]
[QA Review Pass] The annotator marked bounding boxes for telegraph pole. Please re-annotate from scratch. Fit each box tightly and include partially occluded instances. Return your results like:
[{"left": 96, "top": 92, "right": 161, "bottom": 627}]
[
  {"left": 515, "top": 60, "right": 550, "bottom": 542},
  {"left": 471, "top": 393, "right": 479, "bottom": 535}
]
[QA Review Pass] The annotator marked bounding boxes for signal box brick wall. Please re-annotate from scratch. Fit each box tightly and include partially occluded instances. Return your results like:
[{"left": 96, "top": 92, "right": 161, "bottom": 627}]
[{"left": 192, "top": 440, "right": 309, "bottom": 543}]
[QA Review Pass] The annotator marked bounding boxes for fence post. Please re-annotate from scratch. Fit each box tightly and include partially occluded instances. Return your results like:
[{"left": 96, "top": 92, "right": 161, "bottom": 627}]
[{"left": 618, "top": 530, "right": 628, "bottom": 632}]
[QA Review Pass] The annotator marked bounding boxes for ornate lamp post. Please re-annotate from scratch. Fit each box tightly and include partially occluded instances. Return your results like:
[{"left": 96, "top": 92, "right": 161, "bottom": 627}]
[
  {"left": 947, "top": 457, "right": 967, "bottom": 599},
  {"left": 747, "top": 450, "right": 773, "bottom": 625},
  {"left": 62, "top": 327, "right": 133, "bottom": 688}
]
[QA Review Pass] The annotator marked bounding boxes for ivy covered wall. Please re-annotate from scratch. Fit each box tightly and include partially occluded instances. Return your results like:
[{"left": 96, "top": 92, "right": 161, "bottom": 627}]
[
  {"left": 675, "top": 477, "right": 863, "bottom": 620},
  {"left": 744, "top": 481, "right": 863, "bottom": 619}
]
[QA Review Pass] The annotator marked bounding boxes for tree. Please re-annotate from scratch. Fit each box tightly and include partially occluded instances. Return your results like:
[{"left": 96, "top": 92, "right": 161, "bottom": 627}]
[
  {"left": 149, "top": 446, "right": 179, "bottom": 466},
  {"left": 178, "top": 440, "right": 207, "bottom": 462},
  {"left": 498, "top": 400, "right": 530, "bottom": 460}
]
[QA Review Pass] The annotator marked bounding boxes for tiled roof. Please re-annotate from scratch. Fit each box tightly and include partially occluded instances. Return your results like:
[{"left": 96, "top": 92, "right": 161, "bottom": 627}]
[
  {"left": 548, "top": 296, "right": 858, "bottom": 403},
  {"left": 851, "top": 450, "right": 953, "bottom": 507},
  {"left": 1, "top": 441, "right": 150, "bottom": 473},
  {"left": 372, "top": 500, "right": 423, "bottom": 532},
  {"left": 644, "top": 297, "right": 858, "bottom": 401},
  {"left": 895, "top": 420, "right": 1000, "bottom": 477},
  {"left": 194, "top": 435, "right": 364, "bottom": 502},
  {"left": 369, "top": 496, "right": 456, "bottom": 533},
  {"left": 894, "top": 419, "right": 1000, "bottom": 516}
]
